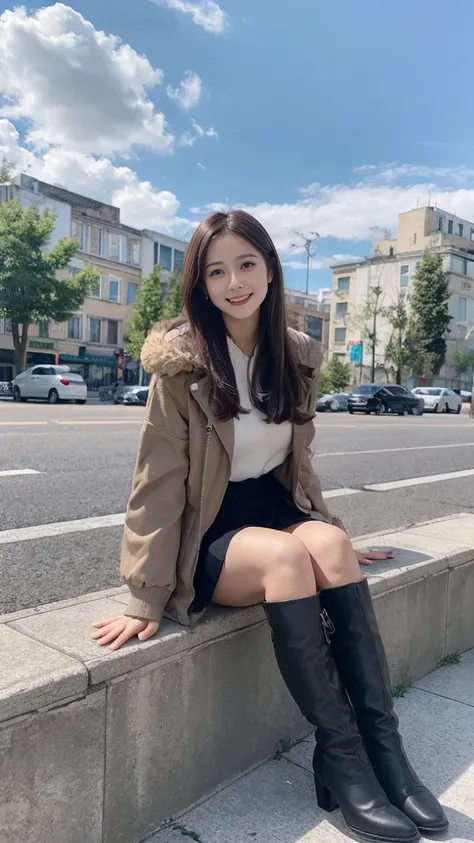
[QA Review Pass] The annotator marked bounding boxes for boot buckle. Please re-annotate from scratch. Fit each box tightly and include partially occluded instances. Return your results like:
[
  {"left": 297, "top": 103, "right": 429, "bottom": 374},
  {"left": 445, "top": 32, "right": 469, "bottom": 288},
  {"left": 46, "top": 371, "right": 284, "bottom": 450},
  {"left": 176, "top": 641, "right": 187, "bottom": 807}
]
[{"left": 320, "top": 609, "right": 335, "bottom": 644}]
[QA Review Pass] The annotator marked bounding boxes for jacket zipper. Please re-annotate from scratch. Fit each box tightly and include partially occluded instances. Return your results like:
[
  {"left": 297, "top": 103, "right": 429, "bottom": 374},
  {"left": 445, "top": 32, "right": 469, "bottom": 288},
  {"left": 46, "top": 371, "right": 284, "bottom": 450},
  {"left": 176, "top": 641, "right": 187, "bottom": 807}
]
[{"left": 194, "top": 419, "right": 213, "bottom": 567}]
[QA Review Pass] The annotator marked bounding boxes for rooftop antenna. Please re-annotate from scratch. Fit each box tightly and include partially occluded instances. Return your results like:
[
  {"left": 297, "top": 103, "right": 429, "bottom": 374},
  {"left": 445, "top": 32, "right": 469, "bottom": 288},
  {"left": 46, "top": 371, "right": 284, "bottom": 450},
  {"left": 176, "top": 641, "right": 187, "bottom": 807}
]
[{"left": 291, "top": 230, "right": 319, "bottom": 295}]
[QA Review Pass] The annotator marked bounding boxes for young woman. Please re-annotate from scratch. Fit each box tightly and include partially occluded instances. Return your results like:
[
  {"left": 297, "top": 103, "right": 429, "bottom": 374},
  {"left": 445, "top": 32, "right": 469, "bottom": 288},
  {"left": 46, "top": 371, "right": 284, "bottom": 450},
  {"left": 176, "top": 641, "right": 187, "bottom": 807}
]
[{"left": 92, "top": 210, "right": 447, "bottom": 843}]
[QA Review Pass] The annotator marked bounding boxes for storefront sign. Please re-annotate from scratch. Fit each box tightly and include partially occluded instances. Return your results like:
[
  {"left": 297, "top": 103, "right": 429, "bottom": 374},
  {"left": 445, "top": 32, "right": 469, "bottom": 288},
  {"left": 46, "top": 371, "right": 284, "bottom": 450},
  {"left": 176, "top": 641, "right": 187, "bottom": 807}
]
[
  {"left": 29, "top": 339, "right": 55, "bottom": 350},
  {"left": 60, "top": 353, "right": 117, "bottom": 365}
]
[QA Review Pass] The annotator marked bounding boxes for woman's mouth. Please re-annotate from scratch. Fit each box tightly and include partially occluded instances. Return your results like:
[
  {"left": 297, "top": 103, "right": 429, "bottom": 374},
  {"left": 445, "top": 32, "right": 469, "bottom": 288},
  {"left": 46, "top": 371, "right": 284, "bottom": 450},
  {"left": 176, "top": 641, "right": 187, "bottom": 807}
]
[{"left": 227, "top": 294, "right": 252, "bottom": 306}]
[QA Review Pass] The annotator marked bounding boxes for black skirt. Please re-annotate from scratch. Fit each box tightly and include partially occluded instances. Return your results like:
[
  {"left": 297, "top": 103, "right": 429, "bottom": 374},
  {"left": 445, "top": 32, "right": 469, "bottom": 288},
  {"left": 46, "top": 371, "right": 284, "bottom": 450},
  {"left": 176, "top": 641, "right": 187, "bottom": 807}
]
[{"left": 188, "top": 470, "right": 323, "bottom": 613}]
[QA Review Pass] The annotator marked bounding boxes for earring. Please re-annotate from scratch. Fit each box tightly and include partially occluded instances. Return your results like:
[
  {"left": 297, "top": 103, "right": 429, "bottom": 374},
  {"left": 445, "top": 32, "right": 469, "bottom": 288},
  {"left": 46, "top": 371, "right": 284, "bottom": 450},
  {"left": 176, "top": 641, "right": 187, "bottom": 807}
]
[{"left": 205, "top": 291, "right": 209, "bottom": 300}]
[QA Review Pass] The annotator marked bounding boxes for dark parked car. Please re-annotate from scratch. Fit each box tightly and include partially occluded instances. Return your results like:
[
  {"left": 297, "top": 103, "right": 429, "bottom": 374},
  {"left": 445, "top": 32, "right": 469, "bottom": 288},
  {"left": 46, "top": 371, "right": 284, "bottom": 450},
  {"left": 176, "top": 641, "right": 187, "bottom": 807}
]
[
  {"left": 113, "top": 385, "right": 149, "bottom": 406},
  {"left": 347, "top": 384, "right": 424, "bottom": 416},
  {"left": 316, "top": 393, "right": 350, "bottom": 413}
]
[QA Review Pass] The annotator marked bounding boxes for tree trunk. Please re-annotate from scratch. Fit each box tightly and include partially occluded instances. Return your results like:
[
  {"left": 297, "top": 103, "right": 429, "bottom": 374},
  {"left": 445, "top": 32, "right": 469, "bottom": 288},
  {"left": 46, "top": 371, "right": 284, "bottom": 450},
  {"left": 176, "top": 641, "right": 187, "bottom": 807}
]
[{"left": 12, "top": 321, "right": 29, "bottom": 374}]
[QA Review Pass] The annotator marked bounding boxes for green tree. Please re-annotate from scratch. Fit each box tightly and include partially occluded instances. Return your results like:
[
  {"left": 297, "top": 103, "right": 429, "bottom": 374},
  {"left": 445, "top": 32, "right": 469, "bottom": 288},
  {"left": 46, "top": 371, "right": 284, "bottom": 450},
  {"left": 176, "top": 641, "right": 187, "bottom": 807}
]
[
  {"left": 452, "top": 348, "right": 474, "bottom": 386},
  {"left": 124, "top": 265, "right": 164, "bottom": 361},
  {"left": 0, "top": 199, "right": 98, "bottom": 374},
  {"left": 382, "top": 292, "right": 425, "bottom": 384},
  {"left": 361, "top": 285, "right": 384, "bottom": 381},
  {"left": 322, "top": 357, "right": 352, "bottom": 392},
  {"left": 162, "top": 270, "right": 182, "bottom": 320},
  {"left": 0, "top": 158, "right": 13, "bottom": 183},
  {"left": 408, "top": 253, "right": 451, "bottom": 376}
]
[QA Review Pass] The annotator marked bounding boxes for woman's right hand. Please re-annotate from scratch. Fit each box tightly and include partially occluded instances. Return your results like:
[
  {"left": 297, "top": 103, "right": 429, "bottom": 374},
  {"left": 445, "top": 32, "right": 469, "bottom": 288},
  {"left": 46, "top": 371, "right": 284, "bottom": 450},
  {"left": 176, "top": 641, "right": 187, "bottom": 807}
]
[{"left": 91, "top": 615, "right": 159, "bottom": 650}]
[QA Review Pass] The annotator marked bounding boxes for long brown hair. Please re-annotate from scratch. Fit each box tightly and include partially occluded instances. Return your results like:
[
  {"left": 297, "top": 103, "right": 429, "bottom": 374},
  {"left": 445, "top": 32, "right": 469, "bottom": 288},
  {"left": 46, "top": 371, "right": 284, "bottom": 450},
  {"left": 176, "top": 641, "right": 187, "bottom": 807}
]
[{"left": 181, "top": 210, "right": 312, "bottom": 425}]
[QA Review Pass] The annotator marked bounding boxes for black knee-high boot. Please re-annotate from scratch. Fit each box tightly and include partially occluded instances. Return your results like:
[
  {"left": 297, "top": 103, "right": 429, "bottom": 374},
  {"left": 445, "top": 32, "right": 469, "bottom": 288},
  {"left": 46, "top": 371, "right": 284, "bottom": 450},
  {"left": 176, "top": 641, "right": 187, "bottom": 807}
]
[
  {"left": 319, "top": 579, "right": 448, "bottom": 834},
  {"left": 264, "top": 595, "right": 420, "bottom": 843}
]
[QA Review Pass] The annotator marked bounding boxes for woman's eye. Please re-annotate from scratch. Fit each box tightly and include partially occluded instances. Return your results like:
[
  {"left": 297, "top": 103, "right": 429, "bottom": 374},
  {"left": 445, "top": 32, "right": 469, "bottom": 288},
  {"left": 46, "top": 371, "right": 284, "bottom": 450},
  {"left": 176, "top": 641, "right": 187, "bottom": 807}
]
[
  {"left": 242, "top": 261, "right": 255, "bottom": 269},
  {"left": 209, "top": 268, "right": 223, "bottom": 277}
]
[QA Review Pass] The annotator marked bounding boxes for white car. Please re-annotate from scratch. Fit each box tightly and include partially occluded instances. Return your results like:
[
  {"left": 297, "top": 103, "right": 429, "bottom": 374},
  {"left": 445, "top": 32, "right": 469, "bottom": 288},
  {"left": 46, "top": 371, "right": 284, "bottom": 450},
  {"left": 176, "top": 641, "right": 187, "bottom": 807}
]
[
  {"left": 411, "top": 387, "right": 462, "bottom": 414},
  {"left": 12, "top": 365, "right": 87, "bottom": 404}
]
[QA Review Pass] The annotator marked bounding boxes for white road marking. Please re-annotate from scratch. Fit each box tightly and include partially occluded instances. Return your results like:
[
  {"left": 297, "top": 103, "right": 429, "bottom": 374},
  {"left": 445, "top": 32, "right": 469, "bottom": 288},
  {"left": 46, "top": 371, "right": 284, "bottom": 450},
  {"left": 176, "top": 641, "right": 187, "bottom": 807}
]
[
  {"left": 364, "top": 468, "right": 474, "bottom": 492},
  {"left": 51, "top": 419, "right": 142, "bottom": 425},
  {"left": 323, "top": 488, "right": 361, "bottom": 499},
  {"left": 0, "top": 513, "right": 125, "bottom": 545},
  {"left": 0, "top": 469, "right": 41, "bottom": 477},
  {"left": 317, "top": 442, "right": 474, "bottom": 458}
]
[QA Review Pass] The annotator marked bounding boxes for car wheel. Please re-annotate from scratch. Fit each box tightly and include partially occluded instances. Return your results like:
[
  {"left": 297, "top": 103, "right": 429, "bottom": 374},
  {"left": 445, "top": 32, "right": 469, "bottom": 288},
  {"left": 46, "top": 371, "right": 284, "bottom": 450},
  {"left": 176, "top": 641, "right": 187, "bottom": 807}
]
[
  {"left": 375, "top": 401, "right": 386, "bottom": 415},
  {"left": 433, "top": 403, "right": 439, "bottom": 413},
  {"left": 75, "top": 399, "right": 87, "bottom": 405},
  {"left": 348, "top": 408, "right": 354, "bottom": 414},
  {"left": 443, "top": 403, "right": 450, "bottom": 414},
  {"left": 12, "top": 386, "right": 22, "bottom": 402},
  {"left": 365, "top": 410, "right": 371, "bottom": 415},
  {"left": 456, "top": 404, "right": 462, "bottom": 414},
  {"left": 48, "top": 389, "right": 59, "bottom": 404},
  {"left": 412, "top": 406, "right": 424, "bottom": 416}
]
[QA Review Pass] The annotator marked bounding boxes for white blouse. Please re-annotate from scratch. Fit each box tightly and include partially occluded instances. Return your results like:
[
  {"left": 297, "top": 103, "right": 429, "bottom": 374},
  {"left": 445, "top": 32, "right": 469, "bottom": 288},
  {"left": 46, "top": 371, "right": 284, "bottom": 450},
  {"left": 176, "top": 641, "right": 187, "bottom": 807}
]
[{"left": 228, "top": 338, "right": 292, "bottom": 482}]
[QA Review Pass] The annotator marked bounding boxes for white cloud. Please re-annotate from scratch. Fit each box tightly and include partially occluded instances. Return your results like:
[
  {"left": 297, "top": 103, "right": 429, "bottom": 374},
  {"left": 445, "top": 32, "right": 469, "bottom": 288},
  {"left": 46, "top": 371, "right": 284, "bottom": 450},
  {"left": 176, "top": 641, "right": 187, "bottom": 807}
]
[
  {"left": 167, "top": 71, "right": 203, "bottom": 110},
  {"left": 152, "top": 0, "right": 229, "bottom": 34},
  {"left": 283, "top": 255, "right": 362, "bottom": 271},
  {"left": 354, "top": 163, "right": 474, "bottom": 183},
  {"left": 0, "top": 119, "right": 189, "bottom": 236},
  {"left": 0, "top": 4, "right": 173, "bottom": 156},
  {"left": 219, "top": 178, "right": 474, "bottom": 252},
  {"left": 179, "top": 119, "right": 219, "bottom": 147},
  {"left": 197, "top": 162, "right": 206, "bottom": 169}
]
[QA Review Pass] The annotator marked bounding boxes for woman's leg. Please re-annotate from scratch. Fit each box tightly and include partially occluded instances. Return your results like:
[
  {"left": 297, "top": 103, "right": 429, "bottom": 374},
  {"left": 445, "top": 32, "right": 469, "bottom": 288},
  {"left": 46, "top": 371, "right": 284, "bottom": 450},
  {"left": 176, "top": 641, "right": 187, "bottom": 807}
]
[
  {"left": 284, "top": 521, "right": 447, "bottom": 833},
  {"left": 211, "top": 526, "right": 316, "bottom": 607},
  {"left": 211, "top": 526, "right": 419, "bottom": 843},
  {"left": 283, "top": 520, "right": 362, "bottom": 590}
]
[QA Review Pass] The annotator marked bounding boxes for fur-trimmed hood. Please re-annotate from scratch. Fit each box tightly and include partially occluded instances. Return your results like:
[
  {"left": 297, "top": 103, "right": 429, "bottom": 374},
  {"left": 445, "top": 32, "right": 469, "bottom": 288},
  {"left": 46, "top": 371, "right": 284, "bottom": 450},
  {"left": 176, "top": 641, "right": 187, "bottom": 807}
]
[{"left": 140, "top": 319, "right": 321, "bottom": 376}]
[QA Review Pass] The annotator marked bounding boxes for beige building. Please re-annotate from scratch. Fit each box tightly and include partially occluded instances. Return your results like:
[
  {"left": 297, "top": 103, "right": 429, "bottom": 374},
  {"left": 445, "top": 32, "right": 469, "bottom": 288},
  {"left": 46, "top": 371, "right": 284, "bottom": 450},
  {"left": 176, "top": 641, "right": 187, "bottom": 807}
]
[
  {"left": 0, "top": 174, "right": 189, "bottom": 387},
  {"left": 329, "top": 206, "right": 474, "bottom": 388},
  {"left": 285, "top": 289, "right": 330, "bottom": 353}
]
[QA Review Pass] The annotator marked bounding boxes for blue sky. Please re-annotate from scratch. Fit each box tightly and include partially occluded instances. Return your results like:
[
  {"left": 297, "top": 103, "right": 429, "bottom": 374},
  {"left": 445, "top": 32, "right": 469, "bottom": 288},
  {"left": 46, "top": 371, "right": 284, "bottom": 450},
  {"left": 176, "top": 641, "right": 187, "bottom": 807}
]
[{"left": 1, "top": 0, "right": 474, "bottom": 290}]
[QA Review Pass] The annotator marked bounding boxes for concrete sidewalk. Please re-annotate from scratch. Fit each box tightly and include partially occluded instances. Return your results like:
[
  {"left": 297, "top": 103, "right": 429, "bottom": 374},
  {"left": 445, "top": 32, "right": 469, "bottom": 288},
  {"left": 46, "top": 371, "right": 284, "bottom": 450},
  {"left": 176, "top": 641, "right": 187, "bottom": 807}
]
[{"left": 145, "top": 651, "right": 474, "bottom": 843}]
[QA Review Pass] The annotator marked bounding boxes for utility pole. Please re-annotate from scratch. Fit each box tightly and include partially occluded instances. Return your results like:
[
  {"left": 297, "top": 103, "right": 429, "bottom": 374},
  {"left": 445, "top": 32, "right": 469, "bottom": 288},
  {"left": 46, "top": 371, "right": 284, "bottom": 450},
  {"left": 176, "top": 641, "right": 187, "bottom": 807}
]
[{"left": 292, "top": 231, "right": 319, "bottom": 295}]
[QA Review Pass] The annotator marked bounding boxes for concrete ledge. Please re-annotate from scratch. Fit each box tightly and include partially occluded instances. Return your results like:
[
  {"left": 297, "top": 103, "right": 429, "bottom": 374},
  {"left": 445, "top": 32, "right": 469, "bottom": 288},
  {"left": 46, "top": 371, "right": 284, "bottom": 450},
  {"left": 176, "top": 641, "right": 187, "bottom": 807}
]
[{"left": 1, "top": 513, "right": 473, "bottom": 843}]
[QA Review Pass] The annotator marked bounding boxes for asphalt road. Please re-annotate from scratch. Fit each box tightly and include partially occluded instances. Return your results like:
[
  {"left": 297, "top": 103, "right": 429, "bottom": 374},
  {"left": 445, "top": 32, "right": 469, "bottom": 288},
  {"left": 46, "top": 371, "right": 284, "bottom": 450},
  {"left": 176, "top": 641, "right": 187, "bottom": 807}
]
[{"left": 0, "top": 398, "right": 473, "bottom": 616}]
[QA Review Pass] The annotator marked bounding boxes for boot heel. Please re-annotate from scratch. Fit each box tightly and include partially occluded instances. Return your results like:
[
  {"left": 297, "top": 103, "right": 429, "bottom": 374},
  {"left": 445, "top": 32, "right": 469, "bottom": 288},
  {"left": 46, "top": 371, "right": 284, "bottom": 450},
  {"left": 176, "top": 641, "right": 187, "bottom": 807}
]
[{"left": 314, "top": 774, "right": 338, "bottom": 812}]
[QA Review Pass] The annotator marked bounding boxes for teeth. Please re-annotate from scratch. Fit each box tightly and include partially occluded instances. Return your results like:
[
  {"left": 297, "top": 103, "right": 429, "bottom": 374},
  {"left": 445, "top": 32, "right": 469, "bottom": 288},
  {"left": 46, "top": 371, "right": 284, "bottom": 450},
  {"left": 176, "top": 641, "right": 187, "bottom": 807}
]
[{"left": 229, "top": 295, "right": 250, "bottom": 302}]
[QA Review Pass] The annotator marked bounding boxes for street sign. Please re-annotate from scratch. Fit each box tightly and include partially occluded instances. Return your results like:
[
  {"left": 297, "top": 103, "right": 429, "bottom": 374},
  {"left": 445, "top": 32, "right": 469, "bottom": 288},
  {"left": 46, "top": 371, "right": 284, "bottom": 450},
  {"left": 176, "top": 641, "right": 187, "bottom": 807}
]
[{"left": 350, "top": 342, "right": 363, "bottom": 363}]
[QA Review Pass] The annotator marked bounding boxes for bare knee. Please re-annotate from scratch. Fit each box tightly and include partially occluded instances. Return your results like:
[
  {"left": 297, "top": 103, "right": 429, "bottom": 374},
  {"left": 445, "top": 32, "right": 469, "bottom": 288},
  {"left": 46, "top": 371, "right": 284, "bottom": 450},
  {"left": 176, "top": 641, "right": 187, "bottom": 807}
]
[
  {"left": 263, "top": 535, "right": 316, "bottom": 602},
  {"left": 307, "top": 524, "right": 360, "bottom": 588}
]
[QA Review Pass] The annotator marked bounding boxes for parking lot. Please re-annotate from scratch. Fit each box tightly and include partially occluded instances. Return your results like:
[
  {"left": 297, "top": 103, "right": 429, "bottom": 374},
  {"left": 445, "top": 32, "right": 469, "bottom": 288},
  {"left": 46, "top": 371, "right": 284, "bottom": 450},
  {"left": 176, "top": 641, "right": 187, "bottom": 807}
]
[{"left": 0, "top": 398, "right": 472, "bottom": 616}]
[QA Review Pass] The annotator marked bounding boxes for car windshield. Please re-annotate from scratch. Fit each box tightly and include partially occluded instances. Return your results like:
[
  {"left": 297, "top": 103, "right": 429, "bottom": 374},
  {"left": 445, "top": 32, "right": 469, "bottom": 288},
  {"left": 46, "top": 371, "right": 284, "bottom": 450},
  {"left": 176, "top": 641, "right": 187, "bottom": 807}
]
[
  {"left": 358, "top": 385, "right": 380, "bottom": 394},
  {"left": 417, "top": 388, "right": 443, "bottom": 396}
]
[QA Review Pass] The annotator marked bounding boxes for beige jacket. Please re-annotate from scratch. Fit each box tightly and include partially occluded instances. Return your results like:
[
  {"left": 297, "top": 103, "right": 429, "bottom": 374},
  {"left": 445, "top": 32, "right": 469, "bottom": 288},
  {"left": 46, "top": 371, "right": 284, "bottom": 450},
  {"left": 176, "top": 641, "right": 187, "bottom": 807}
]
[{"left": 120, "top": 322, "right": 343, "bottom": 626}]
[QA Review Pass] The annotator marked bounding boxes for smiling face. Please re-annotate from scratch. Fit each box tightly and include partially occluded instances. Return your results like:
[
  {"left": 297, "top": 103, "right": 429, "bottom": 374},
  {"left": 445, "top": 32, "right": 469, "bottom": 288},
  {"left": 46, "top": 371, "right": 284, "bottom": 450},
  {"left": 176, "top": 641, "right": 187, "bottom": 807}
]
[{"left": 204, "top": 233, "right": 271, "bottom": 330}]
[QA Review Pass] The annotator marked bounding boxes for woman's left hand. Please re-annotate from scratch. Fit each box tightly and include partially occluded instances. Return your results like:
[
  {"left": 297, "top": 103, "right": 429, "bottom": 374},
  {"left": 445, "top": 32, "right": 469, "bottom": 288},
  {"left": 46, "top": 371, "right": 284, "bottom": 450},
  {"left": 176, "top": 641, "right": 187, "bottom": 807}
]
[{"left": 355, "top": 549, "right": 395, "bottom": 566}]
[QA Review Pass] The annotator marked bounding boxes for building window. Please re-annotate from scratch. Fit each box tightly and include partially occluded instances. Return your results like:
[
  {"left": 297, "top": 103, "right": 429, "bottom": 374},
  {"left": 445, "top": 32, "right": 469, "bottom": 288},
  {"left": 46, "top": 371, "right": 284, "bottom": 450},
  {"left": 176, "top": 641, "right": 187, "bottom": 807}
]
[
  {"left": 458, "top": 223, "right": 464, "bottom": 237},
  {"left": 127, "top": 282, "right": 138, "bottom": 305},
  {"left": 90, "top": 226, "right": 102, "bottom": 257},
  {"left": 106, "top": 319, "right": 118, "bottom": 346},
  {"left": 108, "top": 232, "right": 120, "bottom": 261},
  {"left": 38, "top": 321, "right": 49, "bottom": 338},
  {"left": 458, "top": 297, "right": 467, "bottom": 322},
  {"left": 174, "top": 249, "right": 185, "bottom": 272},
  {"left": 68, "top": 317, "right": 82, "bottom": 340},
  {"left": 160, "top": 244, "right": 172, "bottom": 271},
  {"left": 108, "top": 277, "right": 120, "bottom": 303},
  {"left": 153, "top": 242, "right": 159, "bottom": 266},
  {"left": 400, "top": 265, "right": 409, "bottom": 288},
  {"left": 305, "top": 316, "right": 323, "bottom": 342},
  {"left": 448, "top": 219, "right": 453, "bottom": 234},
  {"left": 90, "top": 275, "right": 101, "bottom": 298},
  {"left": 335, "top": 301, "right": 348, "bottom": 318},
  {"left": 437, "top": 216, "right": 443, "bottom": 232},
  {"left": 127, "top": 238, "right": 140, "bottom": 266},
  {"left": 462, "top": 259, "right": 468, "bottom": 275},
  {"left": 0, "top": 317, "right": 12, "bottom": 333},
  {"left": 69, "top": 266, "right": 81, "bottom": 278},
  {"left": 334, "top": 327, "right": 347, "bottom": 344},
  {"left": 89, "top": 318, "right": 101, "bottom": 344},
  {"left": 337, "top": 276, "right": 350, "bottom": 292},
  {"left": 470, "top": 228, "right": 474, "bottom": 242}
]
